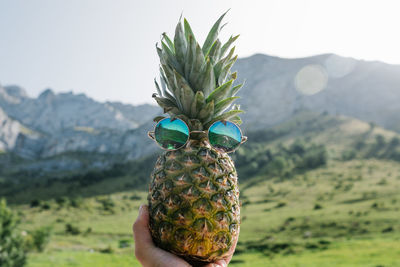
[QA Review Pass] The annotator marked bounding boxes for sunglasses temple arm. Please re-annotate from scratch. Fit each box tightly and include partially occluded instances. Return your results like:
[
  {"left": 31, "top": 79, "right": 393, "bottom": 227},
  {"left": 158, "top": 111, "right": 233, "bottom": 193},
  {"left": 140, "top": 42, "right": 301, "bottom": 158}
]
[
  {"left": 241, "top": 136, "right": 248, "bottom": 144},
  {"left": 148, "top": 131, "right": 155, "bottom": 140}
]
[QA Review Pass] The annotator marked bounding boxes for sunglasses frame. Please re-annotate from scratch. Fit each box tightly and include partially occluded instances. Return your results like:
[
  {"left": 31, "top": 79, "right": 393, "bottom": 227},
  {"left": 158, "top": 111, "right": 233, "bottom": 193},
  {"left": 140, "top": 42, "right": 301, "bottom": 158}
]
[{"left": 148, "top": 117, "right": 247, "bottom": 153}]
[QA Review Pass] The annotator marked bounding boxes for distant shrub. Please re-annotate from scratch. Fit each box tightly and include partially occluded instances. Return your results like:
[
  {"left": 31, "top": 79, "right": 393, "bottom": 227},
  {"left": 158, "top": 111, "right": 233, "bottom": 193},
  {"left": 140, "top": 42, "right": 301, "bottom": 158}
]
[
  {"left": 371, "top": 202, "right": 385, "bottom": 210},
  {"left": 354, "top": 140, "right": 366, "bottom": 150},
  {"left": 382, "top": 226, "right": 394, "bottom": 233},
  {"left": 70, "top": 197, "right": 83, "bottom": 208},
  {"left": 84, "top": 227, "right": 92, "bottom": 235},
  {"left": 40, "top": 201, "right": 51, "bottom": 210},
  {"left": 129, "top": 194, "right": 141, "bottom": 201},
  {"left": 290, "top": 140, "right": 306, "bottom": 156},
  {"left": 119, "top": 239, "right": 132, "bottom": 248},
  {"left": 377, "top": 178, "right": 388, "bottom": 185},
  {"left": 369, "top": 122, "right": 376, "bottom": 130},
  {"left": 375, "top": 134, "right": 385, "bottom": 148},
  {"left": 268, "top": 156, "right": 287, "bottom": 176},
  {"left": 0, "top": 198, "right": 27, "bottom": 267},
  {"left": 31, "top": 226, "right": 51, "bottom": 252},
  {"left": 390, "top": 136, "right": 400, "bottom": 147},
  {"left": 99, "top": 246, "right": 114, "bottom": 254},
  {"left": 30, "top": 199, "right": 41, "bottom": 208},
  {"left": 275, "top": 202, "right": 287, "bottom": 208},
  {"left": 342, "top": 150, "right": 357, "bottom": 161},
  {"left": 285, "top": 217, "right": 296, "bottom": 223},
  {"left": 314, "top": 203, "right": 323, "bottom": 210},
  {"left": 55, "top": 197, "right": 69, "bottom": 207},
  {"left": 65, "top": 223, "right": 80, "bottom": 235},
  {"left": 97, "top": 197, "right": 115, "bottom": 213},
  {"left": 296, "top": 144, "right": 327, "bottom": 170}
]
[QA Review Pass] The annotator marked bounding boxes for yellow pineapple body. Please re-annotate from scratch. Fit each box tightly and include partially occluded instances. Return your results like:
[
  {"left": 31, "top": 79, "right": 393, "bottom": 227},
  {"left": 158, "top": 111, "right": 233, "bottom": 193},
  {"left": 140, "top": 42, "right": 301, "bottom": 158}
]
[{"left": 148, "top": 139, "right": 240, "bottom": 262}]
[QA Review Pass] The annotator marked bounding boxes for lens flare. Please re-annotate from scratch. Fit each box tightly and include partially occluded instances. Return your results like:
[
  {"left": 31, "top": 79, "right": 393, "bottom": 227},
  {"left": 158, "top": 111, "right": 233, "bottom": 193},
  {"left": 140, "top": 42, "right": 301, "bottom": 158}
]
[{"left": 295, "top": 64, "right": 328, "bottom": 95}]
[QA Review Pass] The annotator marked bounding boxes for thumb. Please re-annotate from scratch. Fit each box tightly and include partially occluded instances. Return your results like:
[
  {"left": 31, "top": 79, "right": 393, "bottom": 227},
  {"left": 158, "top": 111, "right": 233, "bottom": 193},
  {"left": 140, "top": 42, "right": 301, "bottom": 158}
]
[{"left": 133, "top": 205, "right": 153, "bottom": 245}]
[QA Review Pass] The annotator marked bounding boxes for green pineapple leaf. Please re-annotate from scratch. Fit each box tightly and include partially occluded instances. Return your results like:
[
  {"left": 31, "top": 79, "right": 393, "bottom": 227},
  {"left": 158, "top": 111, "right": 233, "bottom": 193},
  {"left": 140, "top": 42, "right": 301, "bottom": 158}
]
[
  {"left": 162, "top": 33, "right": 175, "bottom": 51},
  {"left": 206, "top": 79, "right": 233, "bottom": 104},
  {"left": 220, "top": 34, "right": 239, "bottom": 58},
  {"left": 202, "top": 11, "right": 229, "bottom": 56},
  {"left": 214, "top": 96, "right": 240, "bottom": 115},
  {"left": 161, "top": 41, "right": 183, "bottom": 75},
  {"left": 174, "top": 21, "right": 187, "bottom": 66},
  {"left": 205, "top": 109, "right": 243, "bottom": 128},
  {"left": 206, "top": 39, "right": 222, "bottom": 63},
  {"left": 189, "top": 43, "right": 205, "bottom": 91},
  {"left": 184, "top": 18, "right": 195, "bottom": 43},
  {"left": 190, "top": 91, "right": 205, "bottom": 117},
  {"left": 184, "top": 34, "right": 196, "bottom": 79},
  {"left": 201, "top": 58, "right": 216, "bottom": 97},
  {"left": 198, "top": 100, "right": 214, "bottom": 121},
  {"left": 153, "top": 96, "right": 178, "bottom": 113},
  {"left": 213, "top": 46, "right": 235, "bottom": 85},
  {"left": 154, "top": 78, "right": 162, "bottom": 96},
  {"left": 154, "top": 12, "right": 243, "bottom": 131},
  {"left": 228, "top": 83, "right": 243, "bottom": 97},
  {"left": 156, "top": 46, "right": 166, "bottom": 65},
  {"left": 180, "top": 85, "right": 195, "bottom": 116},
  {"left": 230, "top": 115, "right": 242, "bottom": 125},
  {"left": 218, "top": 55, "right": 238, "bottom": 85},
  {"left": 231, "top": 71, "right": 237, "bottom": 80}
]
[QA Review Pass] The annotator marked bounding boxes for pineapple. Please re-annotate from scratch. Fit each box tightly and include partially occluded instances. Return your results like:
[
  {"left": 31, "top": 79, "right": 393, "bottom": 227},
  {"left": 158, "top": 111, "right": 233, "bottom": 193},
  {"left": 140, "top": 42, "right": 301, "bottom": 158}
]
[{"left": 148, "top": 12, "right": 244, "bottom": 264}]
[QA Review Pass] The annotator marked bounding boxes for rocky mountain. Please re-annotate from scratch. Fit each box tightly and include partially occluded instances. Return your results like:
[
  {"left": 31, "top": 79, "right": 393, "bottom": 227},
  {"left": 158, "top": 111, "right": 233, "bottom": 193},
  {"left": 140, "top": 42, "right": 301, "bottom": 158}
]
[
  {"left": 0, "top": 85, "right": 160, "bottom": 173},
  {"left": 1, "top": 53, "right": 400, "bottom": 174},
  {"left": 234, "top": 53, "right": 400, "bottom": 132},
  {"left": 0, "top": 85, "right": 160, "bottom": 134},
  {"left": 0, "top": 106, "right": 23, "bottom": 151}
]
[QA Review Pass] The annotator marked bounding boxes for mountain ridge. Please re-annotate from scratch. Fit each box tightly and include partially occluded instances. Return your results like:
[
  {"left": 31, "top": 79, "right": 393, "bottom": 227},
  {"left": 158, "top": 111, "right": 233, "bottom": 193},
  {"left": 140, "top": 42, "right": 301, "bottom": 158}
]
[{"left": 1, "top": 52, "right": 400, "bottom": 171}]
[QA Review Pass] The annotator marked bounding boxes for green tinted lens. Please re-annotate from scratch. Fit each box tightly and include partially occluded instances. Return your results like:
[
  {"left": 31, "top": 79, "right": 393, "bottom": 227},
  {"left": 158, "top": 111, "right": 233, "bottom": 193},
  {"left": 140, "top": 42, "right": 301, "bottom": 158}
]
[
  {"left": 208, "top": 121, "right": 242, "bottom": 153},
  {"left": 155, "top": 118, "right": 189, "bottom": 150}
]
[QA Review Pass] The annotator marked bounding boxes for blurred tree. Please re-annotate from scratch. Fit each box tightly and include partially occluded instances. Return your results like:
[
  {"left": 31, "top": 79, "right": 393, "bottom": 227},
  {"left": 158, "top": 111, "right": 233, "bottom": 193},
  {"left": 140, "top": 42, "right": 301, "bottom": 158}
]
[{"left": 0, "top": 198, "right": 26, "bottom": 267}]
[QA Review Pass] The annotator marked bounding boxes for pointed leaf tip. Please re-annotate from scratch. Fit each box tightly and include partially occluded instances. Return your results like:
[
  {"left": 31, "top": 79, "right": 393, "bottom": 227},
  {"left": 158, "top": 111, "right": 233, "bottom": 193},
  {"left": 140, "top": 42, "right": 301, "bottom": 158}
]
[{"left": 202, "top": 11, "right": 229, "bottom": 55}]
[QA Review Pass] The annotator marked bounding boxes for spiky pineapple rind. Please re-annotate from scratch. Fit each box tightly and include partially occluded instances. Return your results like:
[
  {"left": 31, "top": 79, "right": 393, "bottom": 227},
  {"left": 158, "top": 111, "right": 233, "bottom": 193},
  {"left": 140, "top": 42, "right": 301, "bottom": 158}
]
[{"left": 148, "top": 139, "right": 240, "bottom": 262}]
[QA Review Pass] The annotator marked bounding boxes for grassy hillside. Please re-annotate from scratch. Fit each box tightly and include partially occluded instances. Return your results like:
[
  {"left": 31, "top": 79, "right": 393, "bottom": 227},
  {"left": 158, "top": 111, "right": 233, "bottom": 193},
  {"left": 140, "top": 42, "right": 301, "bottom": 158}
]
[
  {"left": 3, "top": 111, "right": 400, "bottom": 266},
  {"left": 14, "top": 158, "right": 400, "bottom": 267}
]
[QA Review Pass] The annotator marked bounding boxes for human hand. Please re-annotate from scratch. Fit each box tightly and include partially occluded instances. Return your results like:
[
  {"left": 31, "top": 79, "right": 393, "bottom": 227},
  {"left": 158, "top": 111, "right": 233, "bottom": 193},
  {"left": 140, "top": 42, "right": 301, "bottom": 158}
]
[{"left": 133, "top": 205, "right": 237, "bottom": 267}]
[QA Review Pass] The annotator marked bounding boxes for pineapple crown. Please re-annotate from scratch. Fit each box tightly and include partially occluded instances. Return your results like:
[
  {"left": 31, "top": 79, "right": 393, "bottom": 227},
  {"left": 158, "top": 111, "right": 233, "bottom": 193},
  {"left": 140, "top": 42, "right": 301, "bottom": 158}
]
[{"left": 153, "top": 11, "right": 244, "bottom": 131}]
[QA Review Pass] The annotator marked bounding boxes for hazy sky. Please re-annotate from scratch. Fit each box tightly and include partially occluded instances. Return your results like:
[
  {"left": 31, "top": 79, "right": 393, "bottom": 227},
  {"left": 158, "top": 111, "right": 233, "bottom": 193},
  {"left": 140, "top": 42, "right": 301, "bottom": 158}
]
[{"left": 1, "top": 0, "right": 400, "bottom": 105}]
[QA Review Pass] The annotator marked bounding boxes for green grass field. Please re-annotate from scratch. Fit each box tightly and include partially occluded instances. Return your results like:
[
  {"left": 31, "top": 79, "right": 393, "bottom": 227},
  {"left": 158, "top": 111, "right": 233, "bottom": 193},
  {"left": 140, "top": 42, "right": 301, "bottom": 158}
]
[{"left": 10, "top": 158, "right": 400, "bottom": 267}]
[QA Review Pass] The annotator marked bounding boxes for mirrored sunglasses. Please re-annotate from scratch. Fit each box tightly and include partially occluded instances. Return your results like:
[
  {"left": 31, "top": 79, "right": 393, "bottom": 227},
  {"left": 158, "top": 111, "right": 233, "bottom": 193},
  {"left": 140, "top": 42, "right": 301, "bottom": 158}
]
[{"left": 148, "top": 118, "right": 247, "bottom": 153}]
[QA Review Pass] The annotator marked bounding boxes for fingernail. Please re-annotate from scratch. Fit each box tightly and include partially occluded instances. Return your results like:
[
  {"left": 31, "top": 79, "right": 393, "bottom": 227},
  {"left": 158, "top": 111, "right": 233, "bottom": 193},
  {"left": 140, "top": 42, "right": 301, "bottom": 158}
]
[{"left": 139, "top": 205, "right": 144, "bottom": 216}]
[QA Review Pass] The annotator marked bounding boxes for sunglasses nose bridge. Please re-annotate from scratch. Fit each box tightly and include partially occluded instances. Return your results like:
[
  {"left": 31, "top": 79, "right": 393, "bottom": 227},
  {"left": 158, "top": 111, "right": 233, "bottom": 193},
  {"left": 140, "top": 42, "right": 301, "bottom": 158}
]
[{"left": 189, "top": 130, "right": 208, "bottom": 140}]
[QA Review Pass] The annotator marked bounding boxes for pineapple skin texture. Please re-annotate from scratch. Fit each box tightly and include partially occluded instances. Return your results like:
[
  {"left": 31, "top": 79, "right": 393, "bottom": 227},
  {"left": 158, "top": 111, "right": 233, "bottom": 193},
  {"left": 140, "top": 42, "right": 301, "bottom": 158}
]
[{"left": 148, "top": 138, "right": 240, "bottom": 263}]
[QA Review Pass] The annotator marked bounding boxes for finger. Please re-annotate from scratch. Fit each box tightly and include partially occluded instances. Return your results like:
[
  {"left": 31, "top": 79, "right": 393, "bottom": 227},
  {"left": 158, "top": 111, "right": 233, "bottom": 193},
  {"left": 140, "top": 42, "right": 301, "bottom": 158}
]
[
  {"left": 133, "top": 205, "right": 153, "bottom": 246},
  {"left": 204, "top": 260, "right": 227, "bottom": 267}
]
